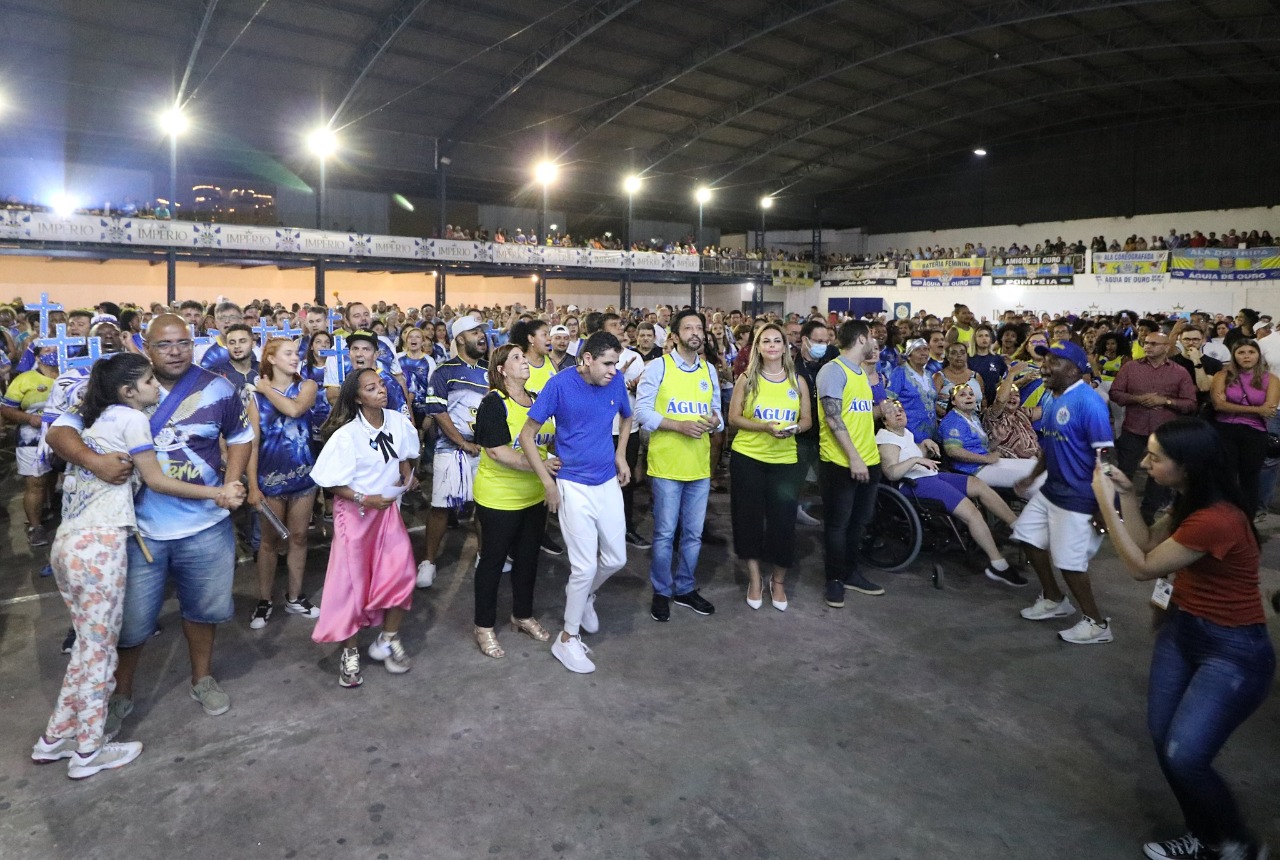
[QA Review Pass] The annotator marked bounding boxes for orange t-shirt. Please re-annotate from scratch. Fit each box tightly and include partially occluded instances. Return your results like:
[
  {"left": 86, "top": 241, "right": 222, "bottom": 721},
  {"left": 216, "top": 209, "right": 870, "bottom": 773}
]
[{"left": 1171, "top": 502, "right": 1266, "bottom": 626}]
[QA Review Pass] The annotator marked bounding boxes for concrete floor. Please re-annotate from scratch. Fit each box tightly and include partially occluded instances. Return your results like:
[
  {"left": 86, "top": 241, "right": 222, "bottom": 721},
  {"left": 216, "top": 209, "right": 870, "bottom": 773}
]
[{"left": 1, "top": 467, "right": 1278, "bottom": 860}]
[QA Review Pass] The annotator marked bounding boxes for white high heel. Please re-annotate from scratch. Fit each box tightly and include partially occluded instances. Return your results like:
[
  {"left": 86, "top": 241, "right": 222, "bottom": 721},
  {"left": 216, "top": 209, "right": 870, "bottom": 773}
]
[
  {"left": 769, "top": 578, "right": 788, "bottom": 612},
  {"left": 745, "top": 579, "right": 763, "bottom": 610}
]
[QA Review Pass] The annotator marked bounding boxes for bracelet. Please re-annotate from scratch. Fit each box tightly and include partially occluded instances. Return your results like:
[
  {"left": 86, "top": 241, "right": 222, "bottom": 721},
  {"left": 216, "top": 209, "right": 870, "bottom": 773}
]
[{"left": 353, "top": 492, "right": 365, "bottom": 506}]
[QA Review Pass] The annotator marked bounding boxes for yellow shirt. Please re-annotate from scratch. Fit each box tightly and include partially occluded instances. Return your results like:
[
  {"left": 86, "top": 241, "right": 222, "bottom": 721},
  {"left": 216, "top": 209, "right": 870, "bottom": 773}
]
[
  {"left": 817, "top": 357, "right": 880, "bottom": 468},
  {"left": 526, "top": 356, "right": 556, "bottom": 394},
  {"left": 2, "top": 368, "right": 54, "bottom": 446},
  {"left": 731, "top": 375, "right": 801, "bottom": 464},
  {"left": 647, "top": 354, "right": 716, "bottom": 481},
  {"left": 474, "top": 391, "right": 555, "bottom": 511}
]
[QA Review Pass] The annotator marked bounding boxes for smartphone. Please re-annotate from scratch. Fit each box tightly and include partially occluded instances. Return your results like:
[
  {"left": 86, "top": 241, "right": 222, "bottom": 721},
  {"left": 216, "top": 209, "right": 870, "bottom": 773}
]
[
  {"left": 1098, "top": 446, "right": 1118, "bottom": 472},
  {"left": 780, "top": 424, "right": 800, "bottom": 433}
]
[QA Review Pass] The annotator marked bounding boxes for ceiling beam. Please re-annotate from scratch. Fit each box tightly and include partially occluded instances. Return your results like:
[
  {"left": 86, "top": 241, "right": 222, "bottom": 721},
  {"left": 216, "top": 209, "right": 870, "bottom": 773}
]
[
  {"left": 178, "top": 0, "right": 220, "bottom": 103},
  {"left": 330, "top": 0, "right": 435, "bottom": 125}
]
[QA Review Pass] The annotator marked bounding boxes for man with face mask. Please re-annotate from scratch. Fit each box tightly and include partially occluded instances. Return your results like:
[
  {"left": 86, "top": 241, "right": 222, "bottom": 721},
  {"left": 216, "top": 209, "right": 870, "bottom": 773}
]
[
  {"left": 416, "top": 317, "right": 490, "bottom": 588},
  {"left": 794, "top": 320, "right": 832, "bottom": 526}
]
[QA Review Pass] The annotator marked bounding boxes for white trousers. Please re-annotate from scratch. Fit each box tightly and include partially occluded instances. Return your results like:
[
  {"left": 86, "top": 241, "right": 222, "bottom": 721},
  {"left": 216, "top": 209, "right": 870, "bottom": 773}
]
[
  {"left": 558, "top": 478, "right": 628, "bottom": 636},
  {"left": 976, "top": 458, "right": 1046, "bottom": 497}
]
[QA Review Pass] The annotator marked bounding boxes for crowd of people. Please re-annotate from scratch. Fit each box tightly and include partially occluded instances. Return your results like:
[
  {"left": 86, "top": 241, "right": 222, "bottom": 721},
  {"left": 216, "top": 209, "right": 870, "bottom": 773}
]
[{"left": 5, "top": 288, "right": 1275, "bottom": 860}]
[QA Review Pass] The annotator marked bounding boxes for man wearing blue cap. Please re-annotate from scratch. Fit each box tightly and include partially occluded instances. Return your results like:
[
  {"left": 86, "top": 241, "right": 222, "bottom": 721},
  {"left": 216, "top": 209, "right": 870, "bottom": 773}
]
[{"left": 1011, "top": 340, "right": 1116, "bottom": 645}]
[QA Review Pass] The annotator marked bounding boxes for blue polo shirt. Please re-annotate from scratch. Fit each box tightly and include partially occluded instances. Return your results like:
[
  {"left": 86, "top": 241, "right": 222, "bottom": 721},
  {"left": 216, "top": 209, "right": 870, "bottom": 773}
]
[
  {"left": 1041, "top": 380, "right": 1112, "bottom": 514},
  {"left": 939, "top": 410, "right": 989, "bottom": 476},
  {"left": 527, "top": 367, "right": 631, "bottom": 487}
]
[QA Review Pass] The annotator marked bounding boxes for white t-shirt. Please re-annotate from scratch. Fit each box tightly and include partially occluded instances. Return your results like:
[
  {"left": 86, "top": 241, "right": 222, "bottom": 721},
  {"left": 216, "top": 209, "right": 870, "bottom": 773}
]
[
  {"left": 310, "top": 409, "right": 420, "bottom": 496},
  {"left": 1257, "top": 333, "right": 1280, "bottom": 372},
  {"left": 60, "top": 405, "right": 154, "bottom": 531},
  {"left": 875, "top": 427, "right": 935, "bottom": 481},
  {"left": 614, "top": 346, "right": 644, "bottom": 436}
]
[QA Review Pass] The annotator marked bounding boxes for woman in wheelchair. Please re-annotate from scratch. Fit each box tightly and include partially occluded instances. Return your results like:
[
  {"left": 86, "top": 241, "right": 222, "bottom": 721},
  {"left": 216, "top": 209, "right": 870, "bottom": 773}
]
[
  {"left": 941, "top": 383, "right": 1045, "bottom": 498},
  {"left": 876, "top": 400, "right": 1025, "bottom": 586}
]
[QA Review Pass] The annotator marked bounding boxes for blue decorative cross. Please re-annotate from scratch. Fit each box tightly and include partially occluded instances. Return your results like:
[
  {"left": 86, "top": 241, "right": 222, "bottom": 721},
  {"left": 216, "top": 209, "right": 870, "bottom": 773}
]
[
  {"left": 190, "top": 324, "right": 216, "bottom": 348},
  {"left": 41, "top": 323, "right": 86, "bottom": 374},
  {"left": 319, "top": 334, "right": 350, "bottom": 382},
  {"left": 252, "top": 319, "right": 281, "bottom": 348},
  {"left": 25, "top": 292, "right": 63, "bottom": 338},
  {"left": 274, "top": 318, "right": 303, "bottom": 341},
  {"left": 327, "top": 307, "right": 344, "bottom": 334},
  {"left": 66, "top": 336, "right": 103, "bottom": 370}
]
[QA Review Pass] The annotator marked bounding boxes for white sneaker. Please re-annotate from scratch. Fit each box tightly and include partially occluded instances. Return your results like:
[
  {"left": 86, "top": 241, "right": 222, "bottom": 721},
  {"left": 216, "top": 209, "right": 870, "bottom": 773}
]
[
  {"left": 31, "top": 735, "right": 77, "bottom": 763},
  {"left": 1143, "top": 833, "right": 1202, "bottom": 860},
  {"left": 368, "top": 633, "right": 411, "bottom": 673},
  {"left": 1059, "top": 615, "right": 1114, "bottom": 645},
  {"left": 796, "top": 506, "right": 821, "bottom": 527},
  {"left": 415, "top": 560, "right": 436, "bottom": 589},
  {"left": 67, "top": 741, "right": 143, "bottom": 779},
  {"left": 474, "top": 554, "right": 513, "bottom": 573},
  {"left": 580, "top": 592, "right": 600, "bottom": 634},
  {"left": 1020, "top": 593, "right": 1075, "bottom": 620},
  {"left": 551, "top": 634, "right": 595, "bottom": 674}
]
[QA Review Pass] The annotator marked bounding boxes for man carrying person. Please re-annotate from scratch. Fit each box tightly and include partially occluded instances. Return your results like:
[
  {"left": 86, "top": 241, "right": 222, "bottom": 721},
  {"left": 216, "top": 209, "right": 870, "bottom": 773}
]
[
  {"left": 519, "top": 331, "right": 632, "bottom": 674},
  {"left": 1013, "top": 340, "right": 1116, "bottom": 644},
  {"left": 635, "top": 309, "right": 720, "bottom": 621},
  {"left": 416, "top": 316, "right": 489, "bottom": 588},
  {"left": 816, "top": 320, "right": 883, "bottom": 607},
  {"left": 47, "top": 314, "right": 251, "bottom": 733},
  {"left": 1108, "top": 331, "right": 1197, "bottom": 523}
]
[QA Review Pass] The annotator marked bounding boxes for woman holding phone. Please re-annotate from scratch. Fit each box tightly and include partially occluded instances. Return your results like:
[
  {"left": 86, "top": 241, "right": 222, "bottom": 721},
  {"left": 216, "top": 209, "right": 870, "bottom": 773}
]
[{"left": 727, "top": 323, "right": 812, "bottom": 611}]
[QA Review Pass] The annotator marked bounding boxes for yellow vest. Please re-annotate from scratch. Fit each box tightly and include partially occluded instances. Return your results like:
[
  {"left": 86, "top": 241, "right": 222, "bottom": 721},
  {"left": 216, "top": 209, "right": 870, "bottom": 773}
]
[
  {"left": 526, "top": 356, "right": 556, "bottom": 394},
  {"left": 474, "top": 392, "right": 555, "bottom": 511},
  {"left": 731, "top": 375, "right": 801, "bottom": 464},
  {"left": 647, "top": 354, "right": 716, "bottom": 481},
  {"left": 818, "top": 358, "right": 881, "bottom": 468}
]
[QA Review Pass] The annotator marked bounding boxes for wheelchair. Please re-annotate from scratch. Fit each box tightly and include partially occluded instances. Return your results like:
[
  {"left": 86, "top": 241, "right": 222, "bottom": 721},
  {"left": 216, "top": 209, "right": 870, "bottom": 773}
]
[{"left": 861, "top": 478, "right": 1021, "bottom": 588}]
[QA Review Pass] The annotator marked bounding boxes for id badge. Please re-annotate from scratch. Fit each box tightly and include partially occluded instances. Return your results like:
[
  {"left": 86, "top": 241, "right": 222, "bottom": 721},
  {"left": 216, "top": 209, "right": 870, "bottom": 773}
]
[{"left": 1151, "top": 577, "right": 1173, "bottom": 610}]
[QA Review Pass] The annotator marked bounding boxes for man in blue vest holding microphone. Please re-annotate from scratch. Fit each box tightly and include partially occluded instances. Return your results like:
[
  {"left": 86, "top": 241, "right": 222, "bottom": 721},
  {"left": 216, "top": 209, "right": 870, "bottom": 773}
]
[{"left": 636, "top": 309, "right": 721, "bottom": 622}]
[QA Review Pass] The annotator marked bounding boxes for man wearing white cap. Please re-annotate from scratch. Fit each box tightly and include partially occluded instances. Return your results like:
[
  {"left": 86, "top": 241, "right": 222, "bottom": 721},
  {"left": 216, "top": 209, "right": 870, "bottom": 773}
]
[
  {"left": 417, "top": 315, "right": 489, "bottom": 588},
  {"left": 548, "top": 325, "right": 574, "bottom": 372}
]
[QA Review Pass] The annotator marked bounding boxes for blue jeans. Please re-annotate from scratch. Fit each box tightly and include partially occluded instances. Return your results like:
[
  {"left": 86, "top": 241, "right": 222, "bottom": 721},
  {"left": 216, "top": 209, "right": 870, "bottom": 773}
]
[
  {"left": 120, "top": 517, "right": 236, "bottom": 648},
  {"left": 649, "top": 477, "right": 709, "bottom": 597},
  {"left": 1255, "top": 411, "right": 1280, "bottom": 510},
  {"left": 1148, "top": 607, "right": 1275, "bottom": 846}
]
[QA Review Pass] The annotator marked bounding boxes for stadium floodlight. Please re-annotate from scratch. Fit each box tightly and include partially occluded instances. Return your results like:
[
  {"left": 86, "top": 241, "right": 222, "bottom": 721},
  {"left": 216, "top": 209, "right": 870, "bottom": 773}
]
[
  {"left": 534, "top": 161, "right": 558, "bottom": 186},
  {"left": 760, "top": 196, "right": 774, "bottom": 210},
  {"left": 159, "top": 104, "right": 188, "bottom": 138},
  {"left": 974, "top": 148, "right": 988, "bottom": 157},
  {"left": 307, "top": 126, "right": 338, "bottom": 159},
  {"left": 623, "top": 175, "right": 642, "bottom": 195},
  {"left": 695, "top": 186, "right": 712, "bottom": 204},
  {"left": 49, "top": 192, "right": 77, "bottom": 218}
]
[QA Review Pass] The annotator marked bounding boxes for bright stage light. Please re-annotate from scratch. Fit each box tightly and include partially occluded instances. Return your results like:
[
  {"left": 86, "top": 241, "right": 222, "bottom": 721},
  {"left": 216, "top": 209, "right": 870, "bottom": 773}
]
[
  {"left": 974, "top": 148, "right": 988, "bottom": 157},
  {"left": 695, "top": 186, "right": 712, "bottom": 205},
  {"left": 308, "top": 126, "right": 338, "bottom": 159},
  {"left": 623, "top": 175, "right": 642, "bottom": 194},
  {"left": 49, "top": 192, "right": 77, "bottom": 218},
  {"left": 760, "top": 196, "right": 774, "bottom": 210},
  {"left": 534, "top": 161, "right": 558, "bottom": 186},
  {"left": 159, "top": 104, "right": 188, "bottom": 137}
]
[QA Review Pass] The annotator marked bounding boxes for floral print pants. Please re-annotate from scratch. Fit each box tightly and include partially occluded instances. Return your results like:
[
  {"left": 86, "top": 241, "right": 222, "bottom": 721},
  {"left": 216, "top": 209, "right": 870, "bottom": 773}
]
[{"left": 44, "top": 528, "right": 128, "bottom": 753}]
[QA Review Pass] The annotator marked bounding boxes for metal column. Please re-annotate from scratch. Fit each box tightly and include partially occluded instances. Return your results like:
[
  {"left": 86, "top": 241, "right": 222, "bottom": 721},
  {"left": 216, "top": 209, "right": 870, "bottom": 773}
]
[
  {"left": 435, "top": 270, "right": 446, "bottom": 308},
  {"left": 314, "top": 258, "right": 325, "bottom": 305}
]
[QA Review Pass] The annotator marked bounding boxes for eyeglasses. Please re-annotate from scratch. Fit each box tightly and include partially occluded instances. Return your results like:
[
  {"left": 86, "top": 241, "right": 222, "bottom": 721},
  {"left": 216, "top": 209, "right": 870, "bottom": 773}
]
[{"left": 152, "top": 339, "right": 194, "bottom": 353}]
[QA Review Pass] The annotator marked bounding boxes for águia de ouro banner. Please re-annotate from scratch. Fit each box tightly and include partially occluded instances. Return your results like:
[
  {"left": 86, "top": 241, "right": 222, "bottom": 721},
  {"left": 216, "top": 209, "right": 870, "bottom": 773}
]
[
  {"left": 991, "top": 255, "right": 1074, "bottom": 285},
  {"left": 1170, "top": 247, "right": 1280, "bottom": 281},
  {"left": 909, "top": 257, "right": 983, "bottom": 287},
  {"left": 1092, "top": 251, "right": 1168, "bottom": 275}
]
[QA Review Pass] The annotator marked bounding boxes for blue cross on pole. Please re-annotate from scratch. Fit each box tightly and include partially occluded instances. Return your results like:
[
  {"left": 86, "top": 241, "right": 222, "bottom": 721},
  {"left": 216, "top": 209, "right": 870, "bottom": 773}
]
[
  {"left": 190, "top": 325, "right": 217, "bottom": 348},
  {"left": 253, "top": 320, "right": 281, "bottom": 349},
  {"left": 41, "top": 323, "right": 86, "bottom": 374},
  {"left": 66, "top": 336, "right": 103, "bottom": 370},
  {"left": 24, "top": 292, "right": 63, "bottom": 338},
  {"left": 274, "top": 318, "right": 303, "bottom": 341},
  {"left": 319, "top": 334, "right": 350, "bottom": 382},
  {"left": 327, "top": 307, "right": 344, "bottom": 334}
]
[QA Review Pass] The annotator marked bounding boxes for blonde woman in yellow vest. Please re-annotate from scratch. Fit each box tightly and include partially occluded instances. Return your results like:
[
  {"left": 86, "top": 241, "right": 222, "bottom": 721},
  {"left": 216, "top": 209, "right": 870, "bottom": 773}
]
[
  {"left": 727, "top": 323, "right": 812, "bottom": 611},
  {"left": 471, "top": 344, "right": 558, "bottom": 658},
  {"left": 634, "top": 309, "right": 721, "bottom": 622},
  {"left": 816, "top": 320, "right": 885, "bottom": 608}
]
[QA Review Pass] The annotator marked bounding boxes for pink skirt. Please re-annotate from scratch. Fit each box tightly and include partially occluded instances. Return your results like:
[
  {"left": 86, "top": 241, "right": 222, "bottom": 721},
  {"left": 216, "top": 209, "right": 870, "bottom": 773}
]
[{"left": 312, "top": 497, "right": 415, "bottom": 644}]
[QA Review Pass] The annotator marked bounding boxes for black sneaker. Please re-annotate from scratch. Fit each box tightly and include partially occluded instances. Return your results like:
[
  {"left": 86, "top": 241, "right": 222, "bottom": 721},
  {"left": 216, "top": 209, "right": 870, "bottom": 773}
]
[
  {"left": 984, "top": 564, "right": 1030, "bottom": 588},
  {"left": 540, "top": 535, "right": 564, "bottom": 556},
  {"left": 26, "top": 525, "right": 51, "bottom": 547},
  {"left": 843, "top": 572, "right": 885, "bottom": 596},
  {"left": 249, "top": 600, "right": 273, "bottom": 630},
  {"left": 625, "top": 530, "right": 652, "bottom": 549},
  {"left": 673, "top": 589, "right": 715, "bottom": 616},
  {"left": 824, "top": 580, "right": 845, "bottom": 608},
  {"left": 60, "top": 628, "right": 76, "bottom": 655},
  {"left": 1271, "top": 590, "right": 1280, "bottom": 614},
  {"left": 650, "top": 593, "right": 670, "bottom": 622}
]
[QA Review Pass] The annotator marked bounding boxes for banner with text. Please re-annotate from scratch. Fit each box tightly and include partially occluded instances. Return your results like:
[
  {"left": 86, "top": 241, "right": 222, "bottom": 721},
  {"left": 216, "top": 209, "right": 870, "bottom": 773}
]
[
  {"left": 0, "top": 211, "right": 706, "bottom": 274},
  {"left": 1170, "top": 247, "right": 1280, "bottom": 281},
  {"left": 991, "top": 255, "right": 1074, "bottom": 285},
  {"left": 820, "top": 264, "right": 898, "bottom": 287},
  {"left": 909, "top": 257, "right": 983, "bottom": 287},
  {"left": 1092, "top": 251, "right": 1168, "bottom": 275},
  {"left": 771, "top": 261, "right": 817, "bottom": 289}
]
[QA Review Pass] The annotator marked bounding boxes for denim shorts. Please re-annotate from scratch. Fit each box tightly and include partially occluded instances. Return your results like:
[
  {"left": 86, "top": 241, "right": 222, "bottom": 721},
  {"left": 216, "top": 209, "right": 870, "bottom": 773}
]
[{"left": 119, "top": 517, "right": 235, "bottom": 648}]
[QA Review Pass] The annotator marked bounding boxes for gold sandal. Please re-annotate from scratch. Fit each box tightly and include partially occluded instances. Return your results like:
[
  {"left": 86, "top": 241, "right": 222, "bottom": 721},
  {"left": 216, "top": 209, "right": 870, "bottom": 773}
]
[
  {"left": 474, "top": 626, "right": 505, "bottom": 658},
  {"left": 510, "top": 616, "right": 551, "bottom": 642}
]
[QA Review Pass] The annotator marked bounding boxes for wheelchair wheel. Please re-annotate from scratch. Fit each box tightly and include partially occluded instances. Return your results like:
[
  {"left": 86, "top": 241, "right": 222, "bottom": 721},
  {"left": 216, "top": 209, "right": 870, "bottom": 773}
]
[{"left": 861, "top": 484, "right": 923, "bottom": 572}]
